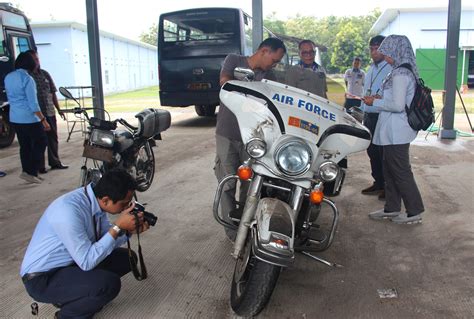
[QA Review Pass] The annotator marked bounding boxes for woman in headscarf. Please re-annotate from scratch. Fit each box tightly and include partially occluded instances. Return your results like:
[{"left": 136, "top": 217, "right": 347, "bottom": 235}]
[
  {"left": 362, "top": 35, "right": 424, "bottom": 224},
  {"left": 5, "top": 52, "right": 50, "bottom": 184}
]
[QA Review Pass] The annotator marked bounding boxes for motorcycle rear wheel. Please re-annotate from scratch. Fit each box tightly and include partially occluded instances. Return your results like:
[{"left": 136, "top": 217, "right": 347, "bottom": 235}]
[
  {"left": 135, "top": 142, "right": 155, "bottom": 192},
  {"left": 230, "top": 237, "right": 281, "bottom": 316}
]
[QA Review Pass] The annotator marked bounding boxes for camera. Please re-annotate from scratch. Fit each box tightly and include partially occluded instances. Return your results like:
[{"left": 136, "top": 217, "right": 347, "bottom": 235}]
[{"left": 132, "top": 202, "right": 157, "bottom": 227}]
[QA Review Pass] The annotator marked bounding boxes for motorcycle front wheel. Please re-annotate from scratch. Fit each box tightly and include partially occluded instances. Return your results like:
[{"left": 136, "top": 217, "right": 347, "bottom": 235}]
[
  {"left": 135, "top": 142, "right": 155, "bottom": 192},
  {"left": 230, "top": 236, "right": 281, "bottom": 317}
]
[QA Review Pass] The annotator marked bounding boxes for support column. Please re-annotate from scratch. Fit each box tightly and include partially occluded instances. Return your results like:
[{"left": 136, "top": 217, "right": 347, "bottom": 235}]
[
  {"left": 439, "top": 0, "right": 461, "bottom": 139},
  {"left": 86, "top": 0, "right": 105, "bottom": 119},
  {"left": 252, "top": 0, "right": 263, "bottom": 52}
]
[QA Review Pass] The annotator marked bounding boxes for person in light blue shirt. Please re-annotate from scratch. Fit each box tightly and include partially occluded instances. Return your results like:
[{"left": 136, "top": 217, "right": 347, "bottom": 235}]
[
  {"left": 5, "top": 52, "right": 50, "bottom": 184},
  {"left": 359, "top": 35, "right": 392, "bottom": 199},
  {"left": 20, "top": 169, "right": 149, "bottom": 319},
  {"left": 362, "top": 35, "right": 424, "bottom": 225}
]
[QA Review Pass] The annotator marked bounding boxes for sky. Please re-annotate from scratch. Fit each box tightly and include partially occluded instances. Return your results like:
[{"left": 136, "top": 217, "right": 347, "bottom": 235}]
[{"left": 15, "top": 0, "right": 453, "bottom": 41}]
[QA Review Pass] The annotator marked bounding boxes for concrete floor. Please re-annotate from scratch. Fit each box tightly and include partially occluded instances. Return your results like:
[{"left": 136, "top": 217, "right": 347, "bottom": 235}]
[{"left": 0, "top": 108, "right": 473, "bottom": 319}]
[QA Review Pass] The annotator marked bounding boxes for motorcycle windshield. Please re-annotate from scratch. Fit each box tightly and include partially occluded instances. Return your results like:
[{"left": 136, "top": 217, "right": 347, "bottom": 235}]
[{"left": 220, "top": 80, "right": 370, "bottom": 155}]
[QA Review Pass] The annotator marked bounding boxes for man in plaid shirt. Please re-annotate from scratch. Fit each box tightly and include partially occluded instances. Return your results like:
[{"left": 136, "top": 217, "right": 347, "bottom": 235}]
[{"left": 27, "top": 50, "right": 68, "bottom": 173}]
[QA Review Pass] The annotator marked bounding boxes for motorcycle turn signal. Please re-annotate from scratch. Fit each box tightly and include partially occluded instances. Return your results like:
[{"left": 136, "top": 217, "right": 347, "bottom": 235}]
[
  {"left": 309, "top": 189, "right": 324, "bottom": 204},
  {"left": 237, "top": 165, "right": 253, "bottom": 181}
]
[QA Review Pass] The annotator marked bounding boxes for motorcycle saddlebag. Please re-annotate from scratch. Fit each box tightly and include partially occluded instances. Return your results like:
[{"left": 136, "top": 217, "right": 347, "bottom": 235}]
[{"left": 135, "top": 108, "right": 171, "bottom": 138}]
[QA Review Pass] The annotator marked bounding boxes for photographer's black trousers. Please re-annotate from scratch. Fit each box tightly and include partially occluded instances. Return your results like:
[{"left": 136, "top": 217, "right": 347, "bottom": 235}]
[{"left": 23, "top": 248, "right": 134, "bottom": 319}]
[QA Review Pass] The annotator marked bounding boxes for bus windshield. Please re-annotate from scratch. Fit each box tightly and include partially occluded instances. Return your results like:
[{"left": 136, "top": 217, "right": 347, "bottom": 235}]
[{"left": 162, "top": 9, "right": 237, "bottom": 43}]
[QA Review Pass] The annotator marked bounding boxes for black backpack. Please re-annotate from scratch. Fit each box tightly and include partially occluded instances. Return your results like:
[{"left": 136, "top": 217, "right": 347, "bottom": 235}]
[{"left": 398, "top": 63, "right": 435, "bottom": 131}]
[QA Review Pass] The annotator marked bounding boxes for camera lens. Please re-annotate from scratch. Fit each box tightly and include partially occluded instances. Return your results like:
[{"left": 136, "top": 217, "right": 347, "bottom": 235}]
[{"left": 143, "top": 212, "right": 157, "bottom": 227}]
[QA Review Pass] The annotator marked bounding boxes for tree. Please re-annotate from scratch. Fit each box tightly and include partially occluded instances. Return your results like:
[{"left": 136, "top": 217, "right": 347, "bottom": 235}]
[
  {"left": 139, "top": 23, "right": 158, "bottom": 46},
  {"left": 331, "top": 21, "right": 366, "bottom": 72}
]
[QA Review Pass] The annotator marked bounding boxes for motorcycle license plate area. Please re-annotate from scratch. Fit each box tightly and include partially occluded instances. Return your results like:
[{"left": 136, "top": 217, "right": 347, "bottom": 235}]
[{"left": 82, "top": 144, "right": 114, "bottom": 163}]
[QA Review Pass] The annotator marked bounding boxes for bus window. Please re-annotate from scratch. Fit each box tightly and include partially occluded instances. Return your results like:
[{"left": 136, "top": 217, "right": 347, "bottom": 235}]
[
  {"left": 163, "top": 11, "right": 237, "bottom": 41},
  {"left": 0, "top": 31, "right": 5, "bottom": 56},
  {"left": 243, "top": 15, "right": 252, "bottom": 56},
  {"left": 2, "top": 11, "right": 28, "bottom": 30},
  {"left": 10, "top": 36, "right": 30, "bottom": 57}
]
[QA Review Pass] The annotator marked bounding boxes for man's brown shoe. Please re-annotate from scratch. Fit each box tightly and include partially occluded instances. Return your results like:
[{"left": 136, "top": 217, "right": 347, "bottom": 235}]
[
  {"left": 378, "top": 189, "right": 385, "bottom": 200},
  {"left": 361, "top": 184, "right": 383, "bottom": 195}
]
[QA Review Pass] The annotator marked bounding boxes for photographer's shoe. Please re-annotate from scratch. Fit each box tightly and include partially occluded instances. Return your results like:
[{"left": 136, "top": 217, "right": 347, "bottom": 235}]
[
  {"left": 368, "top": 208, "right": 400, "bottom": 220},
  {"left": 391, "top": 213, "right": 422, "bottom": 224}
]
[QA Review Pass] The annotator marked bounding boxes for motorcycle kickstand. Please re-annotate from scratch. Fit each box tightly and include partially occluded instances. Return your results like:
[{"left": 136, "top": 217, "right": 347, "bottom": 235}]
[{"left": 300, "top": 251, "right": 343, "bottom": 268}]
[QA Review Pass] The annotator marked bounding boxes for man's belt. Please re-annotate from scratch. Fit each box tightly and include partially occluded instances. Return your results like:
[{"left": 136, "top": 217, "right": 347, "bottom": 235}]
[{"left": 22, "top": 272, "right": 49, "bottom": 283}]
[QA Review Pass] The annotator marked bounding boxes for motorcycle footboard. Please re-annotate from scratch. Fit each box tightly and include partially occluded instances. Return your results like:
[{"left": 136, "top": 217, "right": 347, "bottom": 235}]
[
  {"left": 250, "top": 198, "right": 296, "bottom": 268},
  {"left": 213, "top": 174, "right": 240, "bottom": 229}
]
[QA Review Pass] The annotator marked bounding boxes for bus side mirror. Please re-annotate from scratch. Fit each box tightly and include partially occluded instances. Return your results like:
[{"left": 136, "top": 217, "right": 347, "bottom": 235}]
[{"left": 234, "top": 67, "right": 255, "bottom": 82}]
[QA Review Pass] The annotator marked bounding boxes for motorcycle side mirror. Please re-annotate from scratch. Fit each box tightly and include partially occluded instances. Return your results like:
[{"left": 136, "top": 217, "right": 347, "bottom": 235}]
[
  {"left": 234, "top": 67, "right": 255, "bottom": 82},
  {"left": 59, "top": 87, "right": 81, "bottom": 107}
]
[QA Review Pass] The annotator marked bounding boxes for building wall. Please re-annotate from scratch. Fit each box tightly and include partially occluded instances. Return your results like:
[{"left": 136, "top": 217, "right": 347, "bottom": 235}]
[
  {"left": 32, "top": 24, "right": 158, "bottom": 97},
  {"left": 380, "top": 10, "right": 473, "bottom": 49},
  {"left": 380, "top": 10, "right": 473, "bottom": 89},
  {"left": 33, "top": 27, "right": 75, "bottom": 92}
]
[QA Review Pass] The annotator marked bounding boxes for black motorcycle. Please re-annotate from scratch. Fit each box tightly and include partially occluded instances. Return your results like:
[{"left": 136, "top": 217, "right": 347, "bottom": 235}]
[{"left": 59, "top": 87, "right": 171, "bottom": 191}]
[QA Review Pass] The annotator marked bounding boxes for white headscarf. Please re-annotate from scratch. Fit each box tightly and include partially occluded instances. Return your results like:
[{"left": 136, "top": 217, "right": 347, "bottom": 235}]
[{"left": 378, "top": 35, "right": 419, "bottom": 90}]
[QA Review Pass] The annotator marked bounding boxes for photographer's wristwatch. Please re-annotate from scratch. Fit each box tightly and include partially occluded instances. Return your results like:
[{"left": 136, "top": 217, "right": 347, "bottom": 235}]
[{"left": 111, "top": 224, "right": 124, "bottom": 237}]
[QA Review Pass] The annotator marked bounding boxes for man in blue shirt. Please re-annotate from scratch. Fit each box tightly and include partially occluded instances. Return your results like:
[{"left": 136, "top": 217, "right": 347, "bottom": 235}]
[
  {"left": 360, "top": 36, "right": 392, "bottom": 199},
  {"left": 20, "top": 169, "right": 149, "bottom": 318}
]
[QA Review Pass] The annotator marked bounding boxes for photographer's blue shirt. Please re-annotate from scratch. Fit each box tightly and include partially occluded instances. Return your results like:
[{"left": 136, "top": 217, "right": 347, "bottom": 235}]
[{"left": 20, "top": 184, "right": 128, "bottom": 276}]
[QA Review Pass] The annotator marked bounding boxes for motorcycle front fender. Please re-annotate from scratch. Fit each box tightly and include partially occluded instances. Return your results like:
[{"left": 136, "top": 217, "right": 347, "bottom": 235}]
[{"left": 251, "top": 197, "right": 295, "bottom": 267}]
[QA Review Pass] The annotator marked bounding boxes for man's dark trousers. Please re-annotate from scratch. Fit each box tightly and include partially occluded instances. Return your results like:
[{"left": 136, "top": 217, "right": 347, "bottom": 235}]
[
  {"left": 364, "top": 113, "right": 384, "bottom": 189},
  {"left": 40, "top": 115, "right": 61, "bottom": 170},
  {"left": 23, "top": 248, "right": 133, "bottom": 319}
]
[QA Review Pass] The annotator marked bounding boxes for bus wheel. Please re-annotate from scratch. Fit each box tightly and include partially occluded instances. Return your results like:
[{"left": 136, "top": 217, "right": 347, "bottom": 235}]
[{"left": 195, "top": 105, "right": 216, "bottom": 117}]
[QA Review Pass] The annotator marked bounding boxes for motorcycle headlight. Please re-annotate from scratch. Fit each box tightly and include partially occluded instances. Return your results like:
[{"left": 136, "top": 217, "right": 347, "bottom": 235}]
[
  {"left": 275, "top": 140, "right": 312, "bottom": 176},
  {"left": 318, "top": 161, "right": 340, "bottom": 182},
  {"left": 246, "top": 138, "right": 266, "bottom": 158},
  {"left": 90, "top": 129, "right": 114, "bottom": 147}
]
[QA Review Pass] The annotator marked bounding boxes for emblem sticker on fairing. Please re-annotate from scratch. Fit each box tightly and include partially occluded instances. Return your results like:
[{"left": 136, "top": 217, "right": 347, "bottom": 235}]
[{"left": 288, "top": 116, "right": 319, "bottom": 136}]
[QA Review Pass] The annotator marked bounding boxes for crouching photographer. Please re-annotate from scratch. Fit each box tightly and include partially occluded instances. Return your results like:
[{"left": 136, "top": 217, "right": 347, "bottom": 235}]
[{"left": 20, "top": 169, "right": 153, "bottom": 319}]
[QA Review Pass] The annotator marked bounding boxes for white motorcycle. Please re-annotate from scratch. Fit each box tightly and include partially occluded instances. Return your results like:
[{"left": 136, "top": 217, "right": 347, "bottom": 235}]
[{"left": 213, "top": 68, "right": 371, "bottom": 316}]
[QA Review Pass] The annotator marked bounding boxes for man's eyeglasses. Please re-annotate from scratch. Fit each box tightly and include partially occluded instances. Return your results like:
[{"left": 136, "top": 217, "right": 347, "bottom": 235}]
[{"left": 300, "top": 50, "right": 315, "bottom": 56}]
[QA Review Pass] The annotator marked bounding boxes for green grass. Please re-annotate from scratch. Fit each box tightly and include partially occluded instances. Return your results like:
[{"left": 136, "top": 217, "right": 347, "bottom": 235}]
[
  {"left": 60, "top": 83, "right": 473, "bottom": 115},
  {"left": 325, "top": 76, "right": 474, "bottom": 114},
  {"left": 327, "top": 76, "right": 346, "bottom": 105},
  {"left": 60, "top": 86, "right": 162, "bottom": 113}
]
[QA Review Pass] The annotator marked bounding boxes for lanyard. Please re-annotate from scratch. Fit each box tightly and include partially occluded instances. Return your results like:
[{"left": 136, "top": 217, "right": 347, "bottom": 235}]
[
  {"left": 369, "top": 63, "right": 388, "bottom": 91},
  {"left": 84, "top": 186, "right": 100, "bottom": 242}
]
